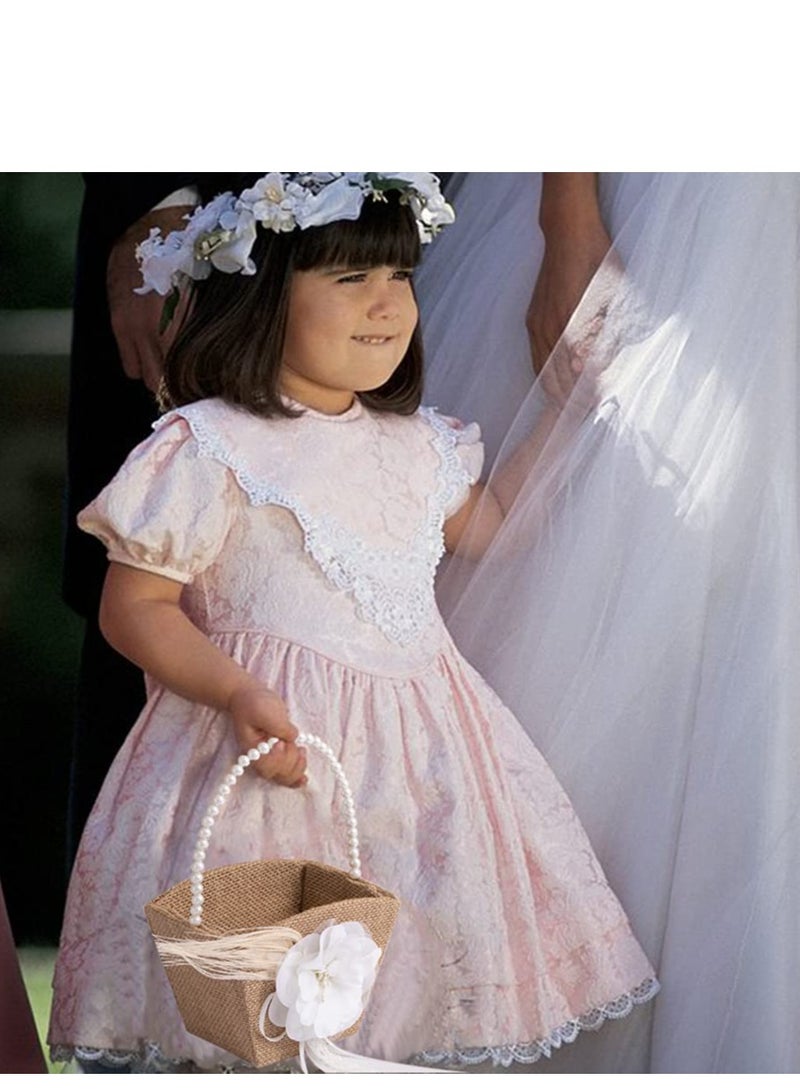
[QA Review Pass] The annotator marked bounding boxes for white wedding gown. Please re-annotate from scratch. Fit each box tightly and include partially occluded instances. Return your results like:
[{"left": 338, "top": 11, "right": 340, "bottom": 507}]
[{"left": 417, "top": 173, "right": 800, "bottom": 1074}]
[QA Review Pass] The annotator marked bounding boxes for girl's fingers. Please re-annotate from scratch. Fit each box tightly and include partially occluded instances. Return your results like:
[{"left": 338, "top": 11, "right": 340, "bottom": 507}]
[
  {"left": 252, "top": 741, "right": 307, "bottom": 785},
  {"left": 277, "top": 747, "right": 308, "bottom": 789},
  {"left": 282, "top": 747, "right": 308, "bottom": 788}
]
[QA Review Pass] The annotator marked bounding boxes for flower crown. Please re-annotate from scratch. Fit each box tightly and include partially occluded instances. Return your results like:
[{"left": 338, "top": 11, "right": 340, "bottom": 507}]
[{"left": 136, "top": 173, "right": 454, "bottom": 306}]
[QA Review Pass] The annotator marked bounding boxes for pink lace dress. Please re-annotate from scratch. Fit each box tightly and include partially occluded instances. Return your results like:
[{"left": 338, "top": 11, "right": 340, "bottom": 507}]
[{"left": 49, "top": 397, "right": 657, "bottom": 1072}]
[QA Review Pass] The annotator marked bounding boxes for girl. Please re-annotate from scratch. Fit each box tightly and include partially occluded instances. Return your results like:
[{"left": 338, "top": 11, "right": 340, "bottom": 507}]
[{"left": 48, "top": 173, "right": 656, "bottom": 1073}]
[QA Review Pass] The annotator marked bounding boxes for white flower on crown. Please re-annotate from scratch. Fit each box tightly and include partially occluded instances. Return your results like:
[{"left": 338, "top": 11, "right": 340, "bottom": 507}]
[
  {"left": 409, "top": 189, "right": 456, "bottom": 242},
  {"left": 383, "top": 172, "right": 440, "bottom": 201},
  {"left": 137, "top": 173, "right": 455, "bottom": 297},
  {"left": 265, "top": 921, "right": 381, "bottom": 1043},
  {"left": 291, "top": 175, "right": 365, "bottom": 230},
  {"left": 238, "top": 173, "right": 297, "bottom": 234},
  {"left": 381, "top": 172, "right": 456, "bottom": 241},
  {"left": 135, "top": 228, "right": 186, "bottom": 297},
  {"left": 135, "top": 191, "right": 241, "bottom": 295},
  {"left": 208, "top": 206, "right": 258, "bottom": 275}
]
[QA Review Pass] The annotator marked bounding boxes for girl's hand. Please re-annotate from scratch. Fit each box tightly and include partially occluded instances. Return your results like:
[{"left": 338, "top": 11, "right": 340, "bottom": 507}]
[
  {"left": 226, "top": 686, "right": 308, "bottom": 788},
  {"left": 99, "top": 565, "right": 308, "bottom": 788}
]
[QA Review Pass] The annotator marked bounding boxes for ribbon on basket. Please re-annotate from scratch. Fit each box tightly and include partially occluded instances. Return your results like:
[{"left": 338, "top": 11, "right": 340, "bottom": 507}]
[{"left": 146, "top": 734, "right": 445, "bottom": 1073}]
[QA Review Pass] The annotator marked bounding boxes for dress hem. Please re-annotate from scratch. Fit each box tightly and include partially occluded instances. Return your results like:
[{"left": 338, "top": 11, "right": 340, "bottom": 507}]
[
  {"left": 50, "top": 976, "right": 660, "bottom": 1073},
  {"left": 413, "top": 976, "right": 660, "bottom": 1068}
]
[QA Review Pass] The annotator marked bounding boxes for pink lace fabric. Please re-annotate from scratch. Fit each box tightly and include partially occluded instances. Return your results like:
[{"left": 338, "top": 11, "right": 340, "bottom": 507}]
[{"left": 49, "top": 398, "right": 656, "bottom": 1070}]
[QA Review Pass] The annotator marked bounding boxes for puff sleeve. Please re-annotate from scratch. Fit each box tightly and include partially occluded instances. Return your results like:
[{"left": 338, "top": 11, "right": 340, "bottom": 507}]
[
  {"left": 424, "top": 410, "right": 485, "bottom": 519},
  {"left": 77, "top": 415, "right": 237, "bottom": 584}
]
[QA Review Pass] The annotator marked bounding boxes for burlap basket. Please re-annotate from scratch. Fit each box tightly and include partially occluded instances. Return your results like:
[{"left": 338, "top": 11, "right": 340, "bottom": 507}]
[{"left": 144, "top": 734, "right": 400, "bottom": 1067}]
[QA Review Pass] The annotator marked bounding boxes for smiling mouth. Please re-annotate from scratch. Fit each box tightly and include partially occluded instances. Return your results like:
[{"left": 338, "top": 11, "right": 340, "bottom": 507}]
[{"left": 352, "top": 335, "right": 394, "bottom": 345}]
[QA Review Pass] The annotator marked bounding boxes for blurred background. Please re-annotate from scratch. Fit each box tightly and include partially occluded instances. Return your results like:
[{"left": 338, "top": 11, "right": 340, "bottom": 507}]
[{"left": 0, "top": 173, "right": 84, "bottom": 945}]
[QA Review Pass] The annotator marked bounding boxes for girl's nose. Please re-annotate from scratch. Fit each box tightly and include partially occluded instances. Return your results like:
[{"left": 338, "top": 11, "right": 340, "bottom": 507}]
[{"left": 367, "top": 286, "right": 399, "bottom": 320}]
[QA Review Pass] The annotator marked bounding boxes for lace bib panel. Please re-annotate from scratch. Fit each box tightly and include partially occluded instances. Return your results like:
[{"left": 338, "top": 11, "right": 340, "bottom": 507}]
[{"left": 128, "top": 399, "right": 483, "bottom": 666}]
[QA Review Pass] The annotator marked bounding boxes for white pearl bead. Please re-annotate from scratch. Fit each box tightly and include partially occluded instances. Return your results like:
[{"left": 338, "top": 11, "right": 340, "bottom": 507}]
[
  {"left": 247, "top": 748, "right": 261, "bottom": 762},
  {"left": 200, "top": 817, "right": 214, "bottom": 829},
  {"left": 189, "top": 915, "right": 201, "bottom": 926},
  {"left": 207, "top": 805, "right": 220, "bottom": 818},
  {"left": 233, "top": 766, "right": 245, "bottom": 777},
  {"left": 224, "top": 774, "right": 237, "bottom": 787},
  {"left": 219, "top": 783, "right": 231, "bottom": 796}
]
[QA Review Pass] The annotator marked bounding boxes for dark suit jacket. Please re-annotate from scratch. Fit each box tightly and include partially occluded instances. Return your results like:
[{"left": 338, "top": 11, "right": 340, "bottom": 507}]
[{"left": 63, "top": 174, "right": 234, "bottom": 616}]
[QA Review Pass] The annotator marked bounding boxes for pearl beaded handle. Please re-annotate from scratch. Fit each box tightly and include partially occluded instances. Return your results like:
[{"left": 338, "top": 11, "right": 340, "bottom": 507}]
[{"left": 188, "top": 734, "right": 360, "bottom": 926}]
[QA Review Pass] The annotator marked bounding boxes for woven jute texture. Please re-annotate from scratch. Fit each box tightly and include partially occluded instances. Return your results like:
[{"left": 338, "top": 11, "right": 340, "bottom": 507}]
[{"left": 145, "top": 859, "right": 400, "bottom": 1066}]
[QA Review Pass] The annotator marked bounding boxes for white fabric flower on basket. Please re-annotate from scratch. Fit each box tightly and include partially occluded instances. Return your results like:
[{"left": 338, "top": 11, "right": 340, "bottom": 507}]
[{"left": 266, "top": 921, "right": 381, "bottom": 1043}]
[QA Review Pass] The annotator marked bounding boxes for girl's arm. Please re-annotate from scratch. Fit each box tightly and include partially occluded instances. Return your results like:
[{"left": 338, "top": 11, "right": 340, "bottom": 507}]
[
  {"left": 100, "top": 562, "right": 307, "bottom": 786},
  {"left": 444, "top": 403, "right": 562, "bottom": 559}
]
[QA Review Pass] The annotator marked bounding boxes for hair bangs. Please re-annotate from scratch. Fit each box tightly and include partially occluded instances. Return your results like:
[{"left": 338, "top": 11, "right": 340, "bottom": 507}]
[
  {"left": 165, "top": 188, "right": 425, "bottom": 419},
  {"left": 292, "top": 195, "right": 421, "bottom": 273}
]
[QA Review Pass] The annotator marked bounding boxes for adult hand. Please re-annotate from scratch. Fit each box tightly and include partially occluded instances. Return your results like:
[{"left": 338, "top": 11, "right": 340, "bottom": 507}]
[
  {"left": 527, "top": 174, "right": 613, "bottom": 407},
  {"left": 227, "top": 686, "right": 308, "bottom": 788},
  {"left": 106, "top": 205, "right": 194, "bottom": 392}
]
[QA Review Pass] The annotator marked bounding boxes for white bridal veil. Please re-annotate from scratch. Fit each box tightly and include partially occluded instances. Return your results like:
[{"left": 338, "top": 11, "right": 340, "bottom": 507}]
[{"left": 418, "top": 173, "right": 800, "bottom": 1074}]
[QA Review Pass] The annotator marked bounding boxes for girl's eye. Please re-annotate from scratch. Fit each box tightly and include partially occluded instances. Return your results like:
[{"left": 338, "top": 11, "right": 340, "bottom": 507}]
[{"left": 335, "top": 269, "right": 414, "bottom": 284}]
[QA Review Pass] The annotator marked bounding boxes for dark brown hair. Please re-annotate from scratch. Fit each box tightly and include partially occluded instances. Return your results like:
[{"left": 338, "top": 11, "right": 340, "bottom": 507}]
[{"left": 163, "top": 191, "right": 424, "bottom": 417}]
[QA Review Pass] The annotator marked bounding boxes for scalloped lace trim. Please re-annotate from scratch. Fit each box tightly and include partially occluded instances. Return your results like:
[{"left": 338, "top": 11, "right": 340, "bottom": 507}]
[
  {"left": 413, "top": 976, "right": 660, "bottom": 1068},
  {"left": 52, "top": 978, "right": 659, "bottom": 1073},
  {"left": 159, "top": 403, "right": 473, "bottom": 646},
  {"left": 50, "top": 1041, "right": 294, "bottom": 1074}
]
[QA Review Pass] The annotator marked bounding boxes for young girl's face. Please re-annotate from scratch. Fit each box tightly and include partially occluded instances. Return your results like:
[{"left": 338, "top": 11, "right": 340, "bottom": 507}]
[{"left": 280, "top": 264, "right": 418, "bottom": 414}]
